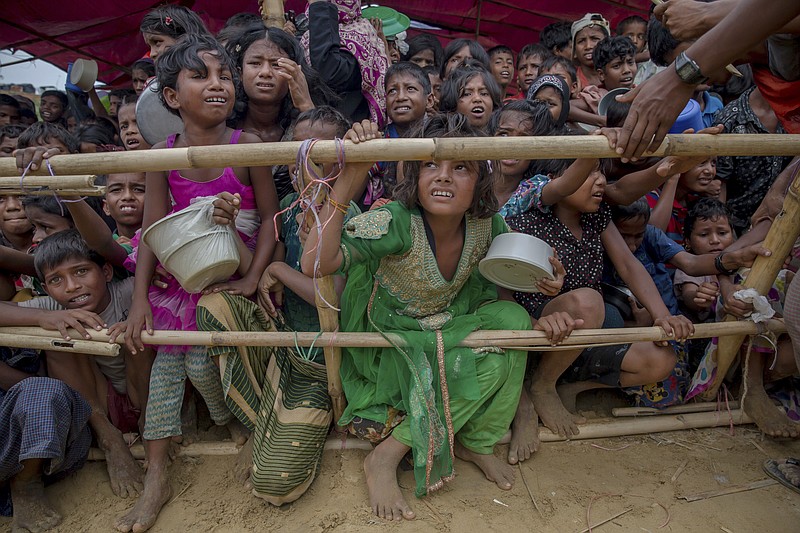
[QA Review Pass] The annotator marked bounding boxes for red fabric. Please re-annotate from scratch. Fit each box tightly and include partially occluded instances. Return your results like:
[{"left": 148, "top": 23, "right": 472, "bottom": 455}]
[
  {"left": 0, "top": 1, "right": 648, "bottom": 87},
  {"left": 753, "top": 66, "right": 800, "bottom": 134},
  {"left": 107, "top": 380, "right": 140, "bottom": 434}
]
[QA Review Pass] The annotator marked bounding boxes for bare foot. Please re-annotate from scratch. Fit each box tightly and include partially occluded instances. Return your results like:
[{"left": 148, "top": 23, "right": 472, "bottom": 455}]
[
  {"left": 10, "top": 477, "right": 61, "bottom": 533},
  {"left": 364, "top": 437, "right": 415, "bottom": 521},
  {"left": 235, "top": 437, "right": 254, "bottom": 489},
  {"left": 105, "top": 440, "right": 144, "bottom": 498},
  {"left": 743, "top": 388, "right": 800, "bottom": 438},
  {"left": 531, "top": 383, "right": 584, "bottom": 438},
  {"left": 556, "top": 381, "right": 585, "bottom": 414},
  {"left": 226, "top": 418, "right": 250, "bottom": 446},
  {"left": 454, "top": 441, "right": 515, "bottom": 490},
  {"left": 114, "top": 465, "right": 171, "bottom": 533},
  {"left": 508, "top": 388, "right": 539, "bottom": 465}
]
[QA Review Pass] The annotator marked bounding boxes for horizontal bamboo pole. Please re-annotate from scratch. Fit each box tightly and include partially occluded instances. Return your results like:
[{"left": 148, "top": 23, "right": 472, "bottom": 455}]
[
  {"left": 0, "top": 135, "right": 796, "bottom": 176},
  {"left": 612, "top": 401, "right": 739, "bottom": 417},
  {"left": 0, "top": 187, "right": 105, "bottom": 197},
  {"left": 86, "top": 409, "right": 754, "bottom": 461},
  {"left": 0, "top": 175, "right": 97, "bottom": 188},
  {"left": 0, "top": 332, "right": 119, "bottom": 356},
  {"left": 0, "top": 319, "right": 784, "bottom": 350}
]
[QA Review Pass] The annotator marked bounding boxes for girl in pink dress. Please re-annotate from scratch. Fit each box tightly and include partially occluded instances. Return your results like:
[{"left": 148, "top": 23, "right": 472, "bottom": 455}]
[{"left": 110, "top": 34, "right": 279, "bottom": 533}]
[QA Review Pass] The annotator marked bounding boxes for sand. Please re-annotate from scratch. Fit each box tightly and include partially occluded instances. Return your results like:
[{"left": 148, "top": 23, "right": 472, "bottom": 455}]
[{"left": 2, "top": 420, "right": 800, "bottom": 533}]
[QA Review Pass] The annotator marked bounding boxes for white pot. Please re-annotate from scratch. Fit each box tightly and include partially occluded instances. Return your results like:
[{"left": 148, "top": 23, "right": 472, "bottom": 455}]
[{"left": 479, "top": 232, "right": 555, "bottom": 293}]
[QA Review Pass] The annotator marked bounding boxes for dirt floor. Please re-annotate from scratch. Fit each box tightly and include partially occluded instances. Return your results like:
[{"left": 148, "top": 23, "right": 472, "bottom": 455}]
[{"left": 2, "top": 416, "right": 800, "bottom": 533}]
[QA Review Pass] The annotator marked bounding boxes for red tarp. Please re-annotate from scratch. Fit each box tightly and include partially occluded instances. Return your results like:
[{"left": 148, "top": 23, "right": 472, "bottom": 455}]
[{"left": 0, "top": 1, "right": 648, "bottom": 86}]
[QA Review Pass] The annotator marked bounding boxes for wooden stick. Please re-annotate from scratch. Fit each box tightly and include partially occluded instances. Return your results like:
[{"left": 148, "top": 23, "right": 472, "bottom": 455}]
[
  {"left": 0, "top": 188, "right": 104, "bottom": 197},
  {"left": 612, "top": 401, "right": 740, "bottom": 417},
  {"left": 703, "top": 169, "right": 800, "bottom": 400},
  {"left": 678, "top": 478, "right": 777, "bottom": 502},
  {"left": 0, "top": 319, "right": 785, "bottom": 350},
  {"left": 670, "top": 459, "right": 689, "bottom": 483},
  {"left": 259, "top": 0, "right": 285, "bottom": 28},
  {"left": 0, "top": 332, "right": 119, "bottom": 356},
  {"left": 578, "top": 508, "right": 633, "bottom": 533},
  {"left": 1, "top": 134, "right": 796, "bottom": 176},
  {"left": 0, "top": 175, "right": 97, "bottom": 188}
]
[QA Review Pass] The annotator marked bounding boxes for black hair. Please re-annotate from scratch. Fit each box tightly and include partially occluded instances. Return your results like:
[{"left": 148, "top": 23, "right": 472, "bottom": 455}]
[
  {"left": 227, "top": 24, "right": 338, "bottom": 130},
  {"left": 286, "top": 105, "right": 351, "bottom": 140},
  {"left": 109, "top": 88, "right": 136, "bottom": 102},
  {"left": 0, "top": 124, "right": 25, "bottom": 142},
  {"left": 13, "top": 95, "right": 35, "bottom": 112},
  {"left": 528, "top": 128, "right": 612, "bottom": 177},
  {"left": 441, "top": 38, "right": 490, "bottom": 78},
  {"left": 156, "top": 34, "right": 239, "bottom": 117},
  {"left": 592, "top": 36, "right": 637, "bottom": 72},
  {"left": 395, "top": 113, "right": 499, "bottom": 218},
  {"left": 17, "top": 122, "right": 79, "bottom": 153},
  {"left": 33, "top": 229, "right": 106, "bottom": 281},
  {"left": 385, "top": 61, "right": 432, "bottom": 95},
  {"left": 403, "top": 34, "right": 444, "bottom": 69},
  {"left": 605, "top": 99, "right": 631, "bottom": 128},
  {"left": 131, "top": 58, "right": 156, "bottom": 77},
  {"left": 223, "top": 12, "right": 263, "bottom": 29},
  {"left": 76, "top": 122, "right": 118, "bottom": 148},
  {"left": 616, "top": 15, "right": 648, "bottom": 35},
  {"left": 527, "top": 74, "right": 571, "bottom": 128},
  {"left": 489, "top": 99, "right": 556, "bottom": 136},
  {"left": 517, "top": 43, "right": 550, "bottom": 67},
  {"left": 647, "top": 16, "right": 680, "bottom": 67},
  {"left": 438, "top": 68, "right": 502, "bottom": 117},
  {"left": 0, "top": 94, "right": 21, "bottom": 111},
  {"left": 488, "top": 45, "right": 513, "bottom": 58},
  {"left": 611, "top": 197, "right": 650, "bottom": 223},
  {"left": 540, "top": 21, "right": 572, "bottom": 54},
  {"left": 139, "top": 5, "right": 210, "bottom": 39},
  {"left": 40, "top": 90, "right": 68, "bottom": 109},
  {"left": 540, "top": 55, "right": 578, "bottom": 85},
  {"left": 710, "top": 63, "right": 754, "bottom": 104},
  {"left": 683, "top": 197, "right": 732, "bottom": 241},
  {"left": 422, "top": 65, "right": 441, "bottom": 80}
]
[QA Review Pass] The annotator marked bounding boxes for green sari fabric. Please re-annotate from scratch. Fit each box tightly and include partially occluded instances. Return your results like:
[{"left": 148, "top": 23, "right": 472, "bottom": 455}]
[{"left": 336, "top": 202, "right": 530, "bottom": 496}]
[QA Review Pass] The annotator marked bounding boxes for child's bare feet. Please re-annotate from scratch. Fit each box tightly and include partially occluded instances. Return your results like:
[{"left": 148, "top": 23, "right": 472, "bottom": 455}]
[
  {"left": 114, "top": 461, "right": 171, "bottom": 533},
  {"left": 226, "top": 418, "right": 250, "bottom": 446},
  {"left": 454, "top": 441, "right": 515, "bottom": 490},
  {"left": 508, "top": 388, "right": 539, "bottom": 464},
  {"left": 10, "top": 462, "right": 61, "bottom": 533},
  {"left": 104, "top": 438, "right": 144, "bottom": 498},
  {"left": 744, "top": 387, "right": 800, "bottom": 438},
  {"left": 556, "top": 381, "right": 594, "bottom": 415},
  {"left": 364, "top": 437, "right": 415, "bottom": 521},
  {"left": 531, "top": 382, "right": 585, "bottom": 438},
  {"left": 235, "top": 437, "right": 254, "bottom": 489}
]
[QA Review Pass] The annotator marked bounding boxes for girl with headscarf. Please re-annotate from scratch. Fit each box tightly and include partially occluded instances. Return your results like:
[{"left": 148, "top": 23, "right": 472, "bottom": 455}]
[
  {"left": 527, "top": 74, "right": 571, "bottom": 129},
  {"left": 302, "top": 0, "right": 389, "bottom": 126}
]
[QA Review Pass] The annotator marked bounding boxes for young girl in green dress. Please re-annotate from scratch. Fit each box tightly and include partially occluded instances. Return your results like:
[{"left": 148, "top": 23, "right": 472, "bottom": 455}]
[{"left": 303, "top": 114, "right": 546, "bottom": 521}]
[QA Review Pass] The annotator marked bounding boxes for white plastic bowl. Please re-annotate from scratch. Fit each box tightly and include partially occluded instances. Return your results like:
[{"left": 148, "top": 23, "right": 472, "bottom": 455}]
[
  {"left": 70, "top": 59, "right": 98, "bottom": 92},
  {"left": 479, "top": 232, "right": 555, "bottom": 293},
  {"left": 142, "top": 206, "right": 240, "bottom": 294}
]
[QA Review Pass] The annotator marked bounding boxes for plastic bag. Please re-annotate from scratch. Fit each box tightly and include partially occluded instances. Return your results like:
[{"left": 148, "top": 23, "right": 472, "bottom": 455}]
[{"left": 142, "top": 196, "right": 241, "bottom": 293}]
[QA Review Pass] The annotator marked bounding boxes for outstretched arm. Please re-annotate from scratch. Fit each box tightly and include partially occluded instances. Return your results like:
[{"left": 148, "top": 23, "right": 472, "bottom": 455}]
[{"left": 65, "top": 199, "right": 129, "bottom": 266}]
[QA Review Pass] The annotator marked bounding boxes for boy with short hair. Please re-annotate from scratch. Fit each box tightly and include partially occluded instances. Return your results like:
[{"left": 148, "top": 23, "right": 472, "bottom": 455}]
[
  {"left": 540, "top": 20, "right": 573, "bottom": 59},
  {"left": 0, "top": 125, "right": 24, "bottom": 158},
  {"left": 593, "top": 36, "right": 638, "bottom": 90},
  {"left": 117, "top": 102, "right": 151, "bottom": 151},
  {"left": 616, "top": 14, "right": 661, "bottom": 85},
  {"left": 384, "top": 61, "right": 433, "bottom": 137},
  {"left": 17, "top": 122, "right": 79, "bottom": 156},
  {"left": 487, "top": 45, "right": 515, "bottom": 100},
  {"left": 515, "top": 43, "right": 550, "bottom": 99},
  {"left": 421, "top": 66, "right": 442, "bottom": 112},
  {"left": 0, "top": 230, "right": 149, "bottom": 502},
  {"left": 0, "top": 95, "right": 21, "bottom": 126},
  {"left": 540, "top": 55, "right": 580, "bottom": 98},
  {"left": 38, "top": 90, "right": 68, "bottom": 125}
]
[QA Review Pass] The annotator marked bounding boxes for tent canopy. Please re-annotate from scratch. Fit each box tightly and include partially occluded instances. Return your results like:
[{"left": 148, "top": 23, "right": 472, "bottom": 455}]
[{"left": 0, "top": 1, "right": 648, "bottom": 86}]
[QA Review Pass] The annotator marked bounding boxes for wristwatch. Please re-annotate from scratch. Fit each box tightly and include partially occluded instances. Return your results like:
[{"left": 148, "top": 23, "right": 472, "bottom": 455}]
[{"left": 675, "top": 52, "right": 708, "bottom": 86}]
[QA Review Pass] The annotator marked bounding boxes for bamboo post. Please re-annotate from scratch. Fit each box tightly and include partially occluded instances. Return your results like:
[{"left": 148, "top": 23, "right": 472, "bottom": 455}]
[
  {"left": 0, "top": 135, "right": 796, "bottom": 176},
  {"left": 259, "top": 0, "right": 285, "bottom": 28},
  {"left": 702, "top": 171, "right": 800, "bottom": 400},
  {"left": 298, "top": 158, "right": 347, "bottom": 423},
  {"left": 0, "top": 319, "right": 785, "bottom": 350},
  {"left": 0, "top": 175, "right": 97, "bottom": 188},
  {"left": 0, "top": 188, "right": 104, "bottom": 197},
  {"left": 0, "top": 332, "right": 119, "bottom": 356}
]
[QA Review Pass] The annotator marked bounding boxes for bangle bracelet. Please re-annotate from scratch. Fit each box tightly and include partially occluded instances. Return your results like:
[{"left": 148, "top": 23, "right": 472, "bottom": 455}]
[
  {"left": 327, "top": 197, "right": 349, "bottom": 215},
  {"left": 715, "top": 252, "right": 737, "bottom": 275}
]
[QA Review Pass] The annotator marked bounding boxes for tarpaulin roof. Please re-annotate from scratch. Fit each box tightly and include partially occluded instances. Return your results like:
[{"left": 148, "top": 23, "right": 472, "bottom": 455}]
[{"left": 0, "top": 1, "right": 648, "bottom": 86}]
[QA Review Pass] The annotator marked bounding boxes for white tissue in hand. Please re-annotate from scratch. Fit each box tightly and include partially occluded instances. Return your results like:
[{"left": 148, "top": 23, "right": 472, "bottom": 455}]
[{"left": 733, "top": 288, "right": 775, "bottom": 323}]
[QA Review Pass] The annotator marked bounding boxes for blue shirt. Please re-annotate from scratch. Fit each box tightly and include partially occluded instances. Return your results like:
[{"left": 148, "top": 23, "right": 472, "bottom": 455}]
[
  {"left": 603, "top": 225, "right": 683, "bottom": 314},
  {"left": 701, "top": 91, "right": 724, "bottom": 128}
]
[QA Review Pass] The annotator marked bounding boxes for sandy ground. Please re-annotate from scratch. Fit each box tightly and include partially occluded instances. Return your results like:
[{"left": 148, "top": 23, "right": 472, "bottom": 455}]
[{"left": 2, "top": 417, "right": 800, "bottom": 533}]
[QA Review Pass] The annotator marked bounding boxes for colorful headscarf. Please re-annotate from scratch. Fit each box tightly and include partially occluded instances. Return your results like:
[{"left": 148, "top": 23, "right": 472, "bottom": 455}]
[
  {"left": 301, "top": 0, "right": 389, "bottom": 126},
  {"left": 527, "top": 74, "right": 571, "bottom": 128}
]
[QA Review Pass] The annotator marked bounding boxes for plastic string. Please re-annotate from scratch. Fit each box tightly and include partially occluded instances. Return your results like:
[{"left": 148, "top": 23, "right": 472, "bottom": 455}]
[{"left": 44, "top": 160, "right": 87, "bottom": 216}]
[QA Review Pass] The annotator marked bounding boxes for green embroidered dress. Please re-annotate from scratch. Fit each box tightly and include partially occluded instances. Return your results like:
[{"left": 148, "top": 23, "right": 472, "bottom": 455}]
[{"left": 337, "top": 201, "right": 530, "bottom": 496}]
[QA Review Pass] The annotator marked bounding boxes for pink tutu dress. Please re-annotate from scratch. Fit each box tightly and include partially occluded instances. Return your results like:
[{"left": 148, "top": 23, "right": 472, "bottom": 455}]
[{"left": 125, "top": 130, "right": 260, "bottom": 347}]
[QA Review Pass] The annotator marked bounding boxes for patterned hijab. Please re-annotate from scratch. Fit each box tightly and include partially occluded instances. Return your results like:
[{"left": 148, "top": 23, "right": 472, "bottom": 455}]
[
  {"left": 527, "top": 74, "right": 571, "bottom": 128},
  {"left": 301, "top": 0, "right": 389, "bottom": 126}
]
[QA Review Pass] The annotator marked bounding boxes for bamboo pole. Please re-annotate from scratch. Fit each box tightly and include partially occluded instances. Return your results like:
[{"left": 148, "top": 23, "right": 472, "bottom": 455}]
[
  {"left": 702, "top": 171, "right": 800, "bottom": 400},
  {"left": 0, "top": 319, "right": 785, "bottom": 350},
  {"left": 0, "top": 175, "right": 97, "bottom": 188},
  {"left": 0, "top": 332, "right": 119, "bottom": 356},
  {"left": 0, "top": 188, "right": 104, "bottom": 197},
  {"left": 0, "top": 135, "right": 796, "bottom": 176},
  {"left": 259, "top": 0, "right": 285, "bottom": 28},
  {"left": 298, "top": 158, "right": 347, "bottom": 423},
  {"left": 612, "top": 401, "right": 739, "bottom": 417}
]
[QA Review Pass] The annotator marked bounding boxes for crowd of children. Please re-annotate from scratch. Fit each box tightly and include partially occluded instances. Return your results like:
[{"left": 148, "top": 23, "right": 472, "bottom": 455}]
[{"left": 0, "top": 1, "right": 798, "bottom": 531}]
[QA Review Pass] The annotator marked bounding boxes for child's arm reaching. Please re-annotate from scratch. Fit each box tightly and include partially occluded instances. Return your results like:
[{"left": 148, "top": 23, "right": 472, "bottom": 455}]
[
  {"left": 647, "top": 175, "right": 678, "bottom": 232},
  {"left": 302, "top": 120, "right": 380, "bottom": 277},
  {"left": 65, "top": 199, "right": 130, "bottom": 266},
  {"left": 669, "top": 245, "right": 771, "bottom": 276},
  {"left": 540, "top": 158, "right": 600, "bottom": 206},
  {"left": 0, "top": 246, "right": 35, "bottom": 277}
]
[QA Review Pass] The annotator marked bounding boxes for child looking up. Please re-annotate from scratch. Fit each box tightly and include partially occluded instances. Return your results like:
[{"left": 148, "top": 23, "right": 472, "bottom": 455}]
[
  {"left": 131, "top": 58, "right": 156, "bottom": 95},
  {"left": 384, "top": 61, "right": 432, "bottom": 137},
  {"left": 571, "top": 13, "right": 610, "bottom": 89},
  {"left": 110, "top": 35, "right": 279, "bottom": 533},
  {"left": 303, "top": 113, "right": 534, "bottom": 520},
  {"left": 592, "top": 36, "right": 637, "bottom": 90},
  {"left": 487, "top": 45, "right": 515, "bottom": 100},
  {"left": 527, "top": 74, "right": 571, "bottom": 128},
  {"left": 515, "top": 43, "right": 550, "bottom": 99},
  {"left": 439, "top": 68, "right": 501, "bottom": 129}
]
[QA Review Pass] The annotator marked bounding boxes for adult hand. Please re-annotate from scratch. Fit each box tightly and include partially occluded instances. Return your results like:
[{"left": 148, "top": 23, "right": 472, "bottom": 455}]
[
  {"left": 534, "top": 311, "right": 583, "bottom": 346},
  {"left": 654, "top": 0, "right": 719, "bottom": 41},
  {"left": 615, "top": 69, "right": 697, "bottom": 162},
  {"left": 276, "top": 58, "right": 314, "bottom": 112},
  {"left": 726, "top": 245, "right": 772, "bottom": 270},
  {"left": 213, "top": 192, "right": 241, "bottom": 226},
  {"left": 38, "top": 309, "right": 107, "bottom": 340}
]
